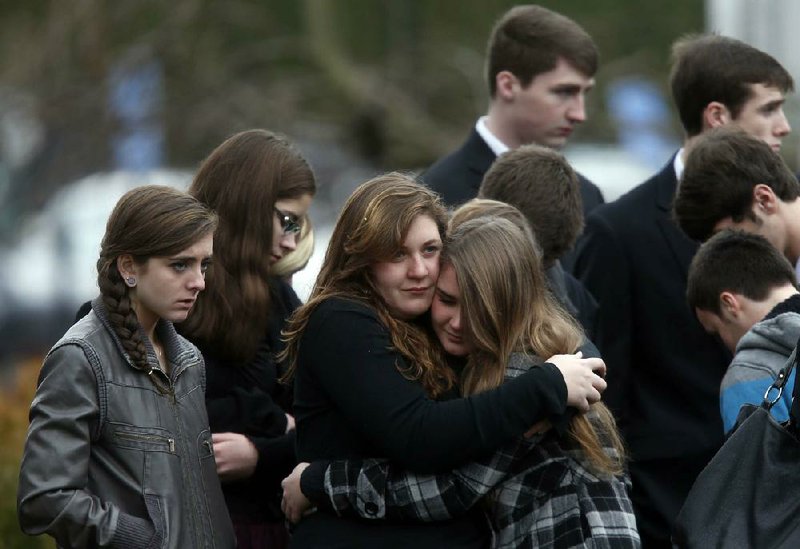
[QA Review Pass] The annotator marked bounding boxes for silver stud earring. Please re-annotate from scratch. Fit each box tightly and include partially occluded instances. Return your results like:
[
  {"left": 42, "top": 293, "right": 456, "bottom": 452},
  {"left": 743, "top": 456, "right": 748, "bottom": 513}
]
[{"left": 125, "top": 276, "right": 137, "bottom": 287}]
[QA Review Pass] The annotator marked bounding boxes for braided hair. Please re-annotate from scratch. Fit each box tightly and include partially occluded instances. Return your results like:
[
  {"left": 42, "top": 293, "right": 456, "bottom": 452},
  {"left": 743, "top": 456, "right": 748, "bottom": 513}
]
[{"left": 96, "top": 185, "right": 217, "bottom": 371}]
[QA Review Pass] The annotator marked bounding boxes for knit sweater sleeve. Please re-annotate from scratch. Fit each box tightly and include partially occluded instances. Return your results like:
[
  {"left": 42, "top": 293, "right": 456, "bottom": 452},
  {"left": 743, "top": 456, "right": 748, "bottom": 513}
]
[
  {"left": 250, "top": 431, "right": 297, "bottom": 484},
  {"left": 298, "top": 299, "right": 567, "bottom": 473}
]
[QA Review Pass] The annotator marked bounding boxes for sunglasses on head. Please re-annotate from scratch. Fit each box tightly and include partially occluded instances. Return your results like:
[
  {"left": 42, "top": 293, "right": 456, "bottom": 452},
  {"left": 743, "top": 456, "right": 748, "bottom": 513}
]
[{"left": 274, "top": 208, "right": 302, "bottom": 235}]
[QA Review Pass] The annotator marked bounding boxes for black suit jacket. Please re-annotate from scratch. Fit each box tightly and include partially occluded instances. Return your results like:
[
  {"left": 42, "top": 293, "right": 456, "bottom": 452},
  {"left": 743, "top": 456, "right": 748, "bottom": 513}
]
[
  {"left": 573, "top": 157, "right": 731, "bottom": 544},
  {"left": 423, "top": 128, "right": 604, "bottom": 272},
  {"left": 423, "top": 127, "right": 605, "bottom": 219}
]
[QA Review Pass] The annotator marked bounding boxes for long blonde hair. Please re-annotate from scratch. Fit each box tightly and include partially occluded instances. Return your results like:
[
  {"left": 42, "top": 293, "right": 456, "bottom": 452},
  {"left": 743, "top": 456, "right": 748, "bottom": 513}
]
[
  {"left": 447, "top": 215, "right": 625, "bottom": 475},
  {"left": 272, "top": 215, "right": 314, "bottom": 280},
  {"left": 281, "top": 173, "right": 455, "bottom": 398}
]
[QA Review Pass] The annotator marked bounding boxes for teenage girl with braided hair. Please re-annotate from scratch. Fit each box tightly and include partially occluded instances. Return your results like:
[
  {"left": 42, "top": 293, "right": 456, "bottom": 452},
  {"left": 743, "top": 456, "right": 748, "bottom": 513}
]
[{"left": 18, "top": 185, "right": 235, "bottom": 548}]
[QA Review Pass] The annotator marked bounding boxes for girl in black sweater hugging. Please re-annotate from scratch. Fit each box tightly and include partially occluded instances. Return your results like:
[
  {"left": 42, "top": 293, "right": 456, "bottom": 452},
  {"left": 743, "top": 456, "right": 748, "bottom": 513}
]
[
  {"left": 282, "top": 203, "right": 640, "bottom": 548},
  {"left": 179, "top": 129, "right": 316, "bottom": 548},
  {"left": 279, "top": 173, "right": 607, "bottom": 548}
]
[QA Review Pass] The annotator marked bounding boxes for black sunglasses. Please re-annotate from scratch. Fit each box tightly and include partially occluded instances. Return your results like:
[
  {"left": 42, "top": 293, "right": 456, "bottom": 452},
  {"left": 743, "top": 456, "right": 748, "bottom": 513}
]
[{"left": 274, "top": 208, "right": 302, "bottom": 235}]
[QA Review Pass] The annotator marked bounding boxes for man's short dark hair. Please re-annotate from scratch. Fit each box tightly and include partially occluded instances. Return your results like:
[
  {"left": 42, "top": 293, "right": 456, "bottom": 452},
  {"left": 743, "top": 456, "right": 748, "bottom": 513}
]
[
  {"left": 670, "top": 34, "right": 794, "bottom": 137},
  {"left": 674, "top": 127, "right": 800, "bottom": 242},
  {"left": 687, "top": 229, "right": 797, "bottom": 315},
  {"left": 486, "top": 5, "right": 598, "bottom": 98},
  {"left": 479, "top": 144, "right": 583, "bottom": 267}
]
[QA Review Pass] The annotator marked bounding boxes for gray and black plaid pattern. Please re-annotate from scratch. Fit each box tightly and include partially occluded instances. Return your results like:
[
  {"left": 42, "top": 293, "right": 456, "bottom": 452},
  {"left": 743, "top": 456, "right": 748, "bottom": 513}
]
[{"left": 323, "top": 354, "right": 640, "bottom": 548}]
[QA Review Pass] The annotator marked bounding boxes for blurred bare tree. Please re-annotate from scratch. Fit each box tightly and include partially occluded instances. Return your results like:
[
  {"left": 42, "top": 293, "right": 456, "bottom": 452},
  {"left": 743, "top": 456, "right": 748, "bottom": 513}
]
[{"left": 0, "top": 0, "right": 703, "bottom": 241}]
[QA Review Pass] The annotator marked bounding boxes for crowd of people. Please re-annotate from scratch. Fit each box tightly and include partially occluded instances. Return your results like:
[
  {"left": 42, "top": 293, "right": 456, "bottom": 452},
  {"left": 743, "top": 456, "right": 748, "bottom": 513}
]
[{"left": 14, "top": 3, "right": 800, "bottom": 548}]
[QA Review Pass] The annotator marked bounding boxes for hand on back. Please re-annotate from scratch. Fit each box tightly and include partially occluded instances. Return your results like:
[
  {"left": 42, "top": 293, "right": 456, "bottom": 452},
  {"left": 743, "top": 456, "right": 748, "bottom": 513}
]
[{"left": 547, "top": 351, "right": 606, "bottom": 412}]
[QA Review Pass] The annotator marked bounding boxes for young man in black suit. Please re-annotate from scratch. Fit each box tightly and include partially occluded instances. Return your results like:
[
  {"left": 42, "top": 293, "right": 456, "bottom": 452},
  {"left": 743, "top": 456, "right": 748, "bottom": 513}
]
[
  {"left": 573, "top": 34, "right": 793, "bottom": 547},
  {"left": 423, "top": 5, "right": 604, "bottom": 228}
]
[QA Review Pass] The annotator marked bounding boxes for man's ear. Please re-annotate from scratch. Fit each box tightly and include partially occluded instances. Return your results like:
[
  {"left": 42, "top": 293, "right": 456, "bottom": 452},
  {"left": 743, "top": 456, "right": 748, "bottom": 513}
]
[
  {"left": 753, "top": 184, "right": 779, "bottom": 214},
  {"left": 703, "top": 101, "right": 732, "bottom": 129},
  {"left": 720, "top": 291, "right": 742, "bottom": 319},
  {"left": 494, "top": 71, "right": 518, "bottom": 101}
]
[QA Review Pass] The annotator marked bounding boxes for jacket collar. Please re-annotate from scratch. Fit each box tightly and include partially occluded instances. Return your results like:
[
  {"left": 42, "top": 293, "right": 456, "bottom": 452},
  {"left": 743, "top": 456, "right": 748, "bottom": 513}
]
[
  {"left": 464, "top": 128, "right": 497, "bottom": 187},
  {"left": 545, "top": 262, "right": 578, "bottom": 317},
  {"left": 90, "top": 296, "right": 198, "bottom": 378},
  {"left": 655, "top": 152, "right": 680, "bottom": 212},
  {"left": 652, "top": 151, "right": 699, "bottom": 275}
]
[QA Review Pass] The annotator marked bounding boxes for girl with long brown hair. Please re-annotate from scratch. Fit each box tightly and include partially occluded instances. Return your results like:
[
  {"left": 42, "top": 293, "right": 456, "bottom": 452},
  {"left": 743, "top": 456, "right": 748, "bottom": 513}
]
[
  {"left": 179, "top": 129, "right": 316, "bottom": 548},
  {"left": 282, "top": 209, "right": 639, "bottom": 548},
  {"left": 279, "top": 174, "right": 607, "bottom": 548}
]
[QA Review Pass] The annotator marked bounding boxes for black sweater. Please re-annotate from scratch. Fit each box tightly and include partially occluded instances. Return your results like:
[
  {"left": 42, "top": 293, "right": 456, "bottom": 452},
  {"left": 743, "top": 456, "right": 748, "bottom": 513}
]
[
  {"left": 202, "top": 277, "right": 300, "bottom": 521},
  {"left": 290, "top": 297, "right": 567, "bottom": 549}
]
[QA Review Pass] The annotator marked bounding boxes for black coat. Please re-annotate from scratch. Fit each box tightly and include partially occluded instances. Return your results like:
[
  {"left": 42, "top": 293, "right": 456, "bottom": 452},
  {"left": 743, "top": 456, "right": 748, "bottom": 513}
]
[
  {"left": 422, "top": 127, "right": 605, "bottom": 221},
  {"left": 573, "top": 157, "right": 730, "bottom": 547},
  {"left": 202, "top": 278, "right": 300, "bottom": 522}
]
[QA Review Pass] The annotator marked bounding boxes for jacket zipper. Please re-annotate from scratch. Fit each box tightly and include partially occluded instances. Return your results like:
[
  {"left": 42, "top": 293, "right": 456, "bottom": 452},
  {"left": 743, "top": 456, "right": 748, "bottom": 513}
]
[
  {"left": 168, "top": 363, "right": 204, "bottom": 547},
  {"left": 147, "top": 367, "right": 176, "bottom": 403},
  {"left": 115, "top": 431, "right": 176, "bottom": 453}
]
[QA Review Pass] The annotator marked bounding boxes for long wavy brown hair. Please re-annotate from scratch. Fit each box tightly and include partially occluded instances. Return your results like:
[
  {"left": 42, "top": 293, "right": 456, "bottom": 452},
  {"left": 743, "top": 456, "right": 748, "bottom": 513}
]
[
  {"left": 180, "top": 129, "right": 316, "bottom": 362},
  {"left": 281, "top": 172, "right": 456, "bottom": 398},
  {"left": 446, "top": 214, "right": 625, "bottom": 475}
]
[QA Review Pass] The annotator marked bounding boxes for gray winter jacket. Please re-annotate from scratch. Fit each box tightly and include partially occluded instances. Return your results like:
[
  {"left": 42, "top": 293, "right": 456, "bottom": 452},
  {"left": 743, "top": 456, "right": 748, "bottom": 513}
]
[
  {"left": 17, "top": 298, "right": 236, "bottom": 548},
  {"left": 720, "top": 307, "right": 800, "bottom": 434}
]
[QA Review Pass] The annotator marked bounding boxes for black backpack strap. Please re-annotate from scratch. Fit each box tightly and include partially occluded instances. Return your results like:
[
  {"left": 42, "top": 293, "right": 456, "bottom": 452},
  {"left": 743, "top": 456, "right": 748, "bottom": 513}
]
[{"left": 765, "top": 338, "right": 799, "bottom": 411}]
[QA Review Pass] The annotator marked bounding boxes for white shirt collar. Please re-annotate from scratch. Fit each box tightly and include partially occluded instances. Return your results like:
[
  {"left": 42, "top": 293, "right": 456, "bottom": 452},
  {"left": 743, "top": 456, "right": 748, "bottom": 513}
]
[
  {"left": 674, "top": 147, "right": 685, "bottom": 180},
  {"left": 476, "top": 116, "right": 510, "bottom": 157}
]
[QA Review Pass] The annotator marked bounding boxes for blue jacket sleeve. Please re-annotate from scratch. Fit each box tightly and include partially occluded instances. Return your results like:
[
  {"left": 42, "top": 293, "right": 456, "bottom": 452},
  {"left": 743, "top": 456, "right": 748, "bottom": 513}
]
[{"left": 720, "top": 370, "right": 795, "bottom": 434}]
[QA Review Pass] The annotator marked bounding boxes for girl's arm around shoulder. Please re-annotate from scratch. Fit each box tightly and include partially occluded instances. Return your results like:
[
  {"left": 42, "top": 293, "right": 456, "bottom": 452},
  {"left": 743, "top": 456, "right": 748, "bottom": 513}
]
[
  {"left": 293, "top": 434, "right": 530, "bottom": 522},
  {"left": 298, "top": 298, "right": 567, "bottom": 472}
]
